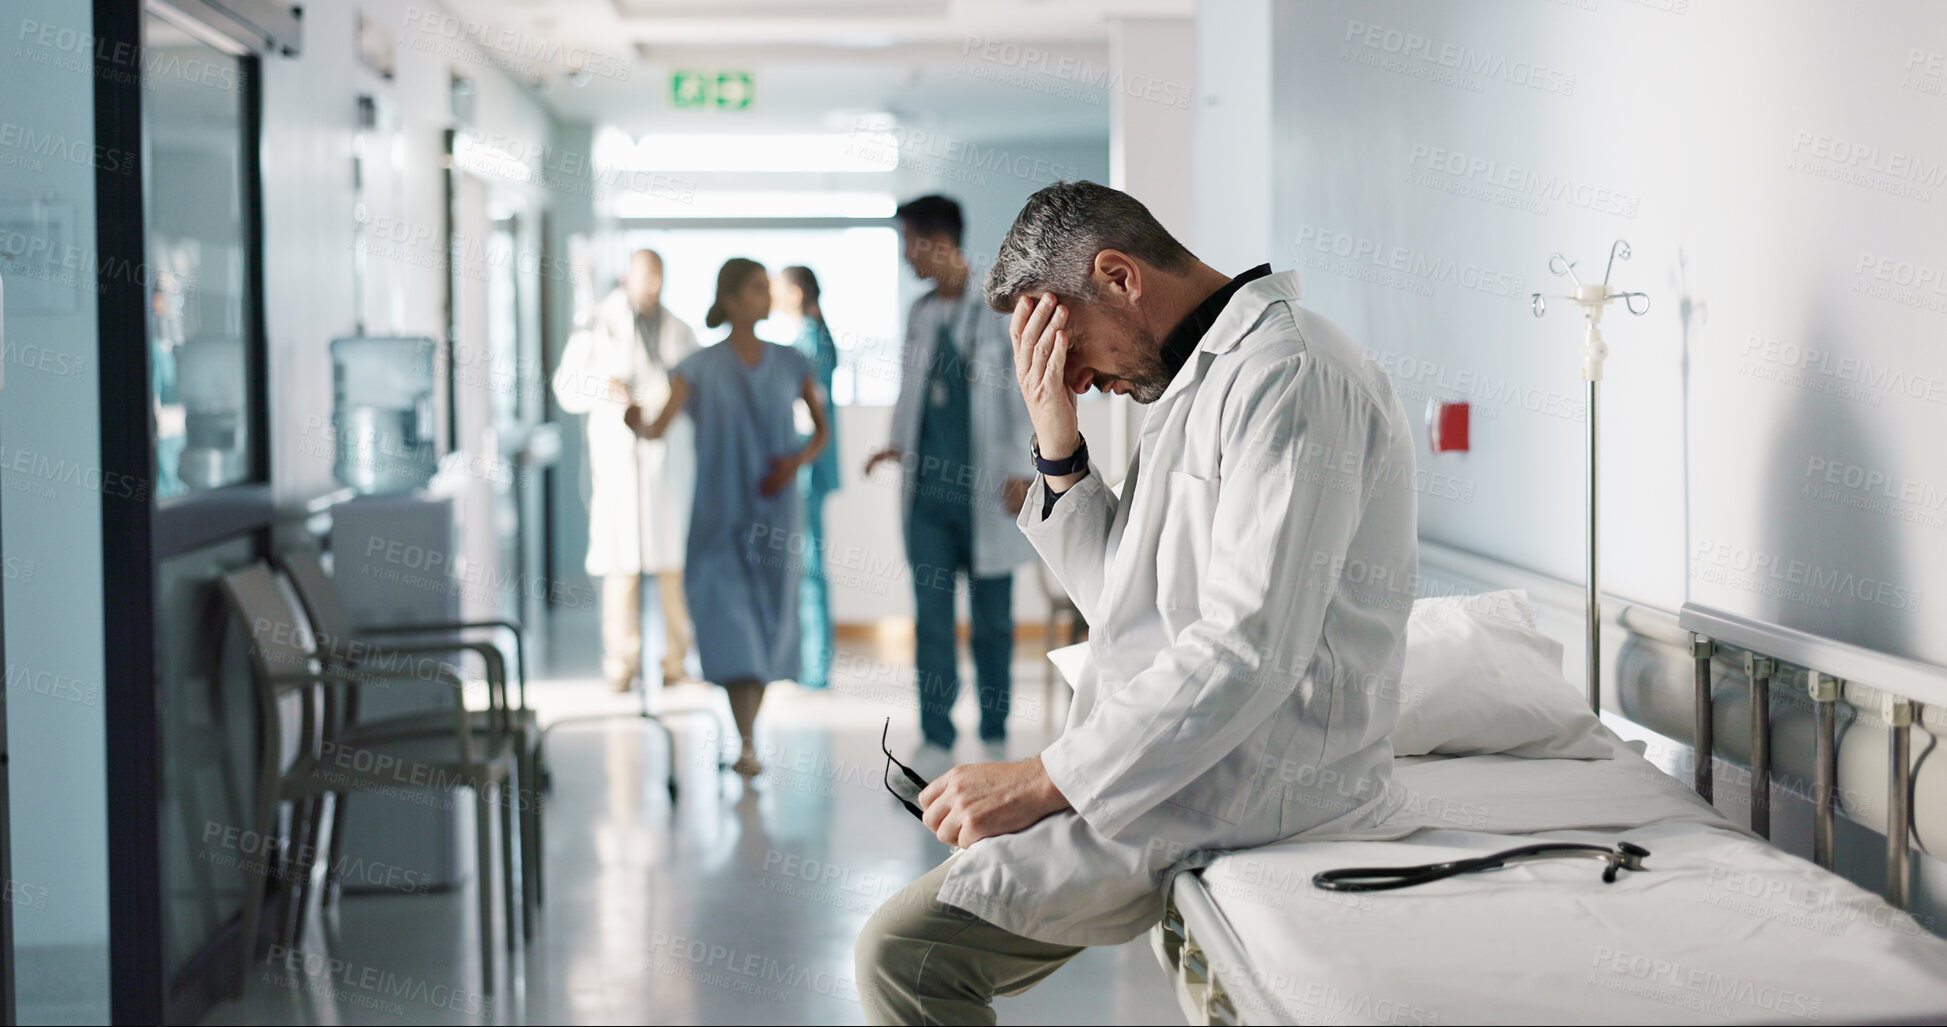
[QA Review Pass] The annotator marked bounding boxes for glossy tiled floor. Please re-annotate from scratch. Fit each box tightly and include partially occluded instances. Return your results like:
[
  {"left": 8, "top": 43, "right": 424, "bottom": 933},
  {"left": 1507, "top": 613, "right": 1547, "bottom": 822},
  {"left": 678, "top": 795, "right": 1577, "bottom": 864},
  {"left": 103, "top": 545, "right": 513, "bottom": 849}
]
[{"left": 202, "top": 612, "right": 1180, "bottom": 1025}]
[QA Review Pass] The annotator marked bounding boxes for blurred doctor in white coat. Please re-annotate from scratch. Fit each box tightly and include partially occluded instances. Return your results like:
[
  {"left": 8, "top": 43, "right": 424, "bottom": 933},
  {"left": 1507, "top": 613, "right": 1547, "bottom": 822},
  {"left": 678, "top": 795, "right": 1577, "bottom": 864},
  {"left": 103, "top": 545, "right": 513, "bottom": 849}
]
[
  {"left": 855, "top": 182, "right": 1421, "bottom": 1024},
  {"left": 865, "top": 194, "right": 1038, "bottom": 773},
  {"left": 552, "top": 249, "right": 700, "bottom": 692}
]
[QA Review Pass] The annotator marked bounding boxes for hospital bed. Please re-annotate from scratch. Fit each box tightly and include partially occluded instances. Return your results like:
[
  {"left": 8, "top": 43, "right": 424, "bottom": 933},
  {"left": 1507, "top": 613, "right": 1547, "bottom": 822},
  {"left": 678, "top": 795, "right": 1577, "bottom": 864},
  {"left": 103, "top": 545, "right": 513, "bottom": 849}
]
[{"left": 1145, "top": 598, "right": 1947, "bottom": 1024}]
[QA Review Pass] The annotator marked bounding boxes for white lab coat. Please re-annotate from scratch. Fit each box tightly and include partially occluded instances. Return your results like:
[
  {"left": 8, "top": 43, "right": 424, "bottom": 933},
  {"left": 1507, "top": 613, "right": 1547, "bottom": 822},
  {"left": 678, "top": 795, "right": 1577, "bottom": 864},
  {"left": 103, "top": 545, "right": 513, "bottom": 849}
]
[
  {"left": 934, "top": 272, "right": 1422, "bottom": 946},
  {"left": 551, "top": 289, "right": 700, "bottom": 577},
  {"left": 886, "top": 275, "right": 1038, "bottom": 577}
]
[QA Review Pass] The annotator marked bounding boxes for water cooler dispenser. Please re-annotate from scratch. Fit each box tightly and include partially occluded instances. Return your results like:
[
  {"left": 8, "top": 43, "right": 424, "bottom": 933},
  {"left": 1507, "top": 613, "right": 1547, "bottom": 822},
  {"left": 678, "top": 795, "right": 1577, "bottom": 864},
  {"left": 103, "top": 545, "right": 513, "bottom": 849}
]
[
  {"left": 174, "top": 336, "right": 247, "bottom": 490},
  {"left": 329, "top": 335, "right": 437, "bottom": 494},
  {"left": 325, "top": 335, "right": 466, "bottom": 892}
]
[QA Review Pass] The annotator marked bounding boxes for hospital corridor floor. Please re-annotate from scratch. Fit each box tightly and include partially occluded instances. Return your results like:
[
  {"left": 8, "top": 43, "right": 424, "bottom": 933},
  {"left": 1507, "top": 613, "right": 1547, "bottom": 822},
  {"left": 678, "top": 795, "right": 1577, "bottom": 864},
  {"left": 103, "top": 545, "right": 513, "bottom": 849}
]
[{"left": 203, "top": 614, "right": 1177, "bottom": 1025}]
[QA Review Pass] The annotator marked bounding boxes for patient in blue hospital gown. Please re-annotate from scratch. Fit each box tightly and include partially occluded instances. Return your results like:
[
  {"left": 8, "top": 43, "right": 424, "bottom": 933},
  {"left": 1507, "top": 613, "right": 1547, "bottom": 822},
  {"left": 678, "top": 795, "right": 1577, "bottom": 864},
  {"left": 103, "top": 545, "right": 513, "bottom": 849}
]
[{"left": 628, "top": 257, "right": 829, "bottom": 778}]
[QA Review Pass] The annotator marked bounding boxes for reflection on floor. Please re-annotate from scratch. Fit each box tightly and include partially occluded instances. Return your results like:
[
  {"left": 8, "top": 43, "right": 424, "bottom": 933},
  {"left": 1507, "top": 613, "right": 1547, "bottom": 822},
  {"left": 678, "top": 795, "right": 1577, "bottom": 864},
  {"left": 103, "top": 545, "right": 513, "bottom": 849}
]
[{"left": 203, "top": 612, "right": 1179, "bottom": 1025}]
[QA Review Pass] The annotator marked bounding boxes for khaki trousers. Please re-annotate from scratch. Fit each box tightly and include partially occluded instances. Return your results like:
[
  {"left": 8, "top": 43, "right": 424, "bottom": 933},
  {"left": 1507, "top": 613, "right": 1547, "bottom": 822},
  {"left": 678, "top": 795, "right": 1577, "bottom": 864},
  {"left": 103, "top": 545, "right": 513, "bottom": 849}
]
[
  {"left": 601, "top": 572, "right": 692, "bottom": 689},
  {"left": 855, "top": 860, "right": 1085, "bottom": 1025}
]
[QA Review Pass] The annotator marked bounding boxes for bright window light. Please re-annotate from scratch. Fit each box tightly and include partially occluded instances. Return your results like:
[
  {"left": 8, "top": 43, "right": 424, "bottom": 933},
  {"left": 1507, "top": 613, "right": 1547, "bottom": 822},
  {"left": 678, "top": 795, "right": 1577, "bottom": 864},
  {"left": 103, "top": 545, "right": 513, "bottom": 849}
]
[
  {"left": 614, "top": 132, "right": 899, "bottom": 174},
  {"left": 454, "top": 132, "right": 536, "bottom": 183},
  {"left": 606, "top": 225, "right": 903, "bottom": 405},
  {"left": 608, "top": 189, "right": 896, "bottom": 220}
]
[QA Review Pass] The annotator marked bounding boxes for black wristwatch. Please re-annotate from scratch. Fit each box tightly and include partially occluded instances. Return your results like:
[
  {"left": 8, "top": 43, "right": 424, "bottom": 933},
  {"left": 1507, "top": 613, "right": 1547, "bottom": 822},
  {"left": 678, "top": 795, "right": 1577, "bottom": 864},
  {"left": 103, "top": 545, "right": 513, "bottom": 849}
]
[{"left": 1031, "top": 433, "right": 1089, "bottom": 477}]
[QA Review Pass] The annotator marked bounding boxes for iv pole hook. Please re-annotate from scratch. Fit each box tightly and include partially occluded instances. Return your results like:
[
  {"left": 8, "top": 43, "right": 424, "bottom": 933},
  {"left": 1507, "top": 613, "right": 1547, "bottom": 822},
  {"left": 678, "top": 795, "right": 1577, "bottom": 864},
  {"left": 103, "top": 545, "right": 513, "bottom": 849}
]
[{"left": 1603, "top": 240, "right": 1632, "bottom": 287}]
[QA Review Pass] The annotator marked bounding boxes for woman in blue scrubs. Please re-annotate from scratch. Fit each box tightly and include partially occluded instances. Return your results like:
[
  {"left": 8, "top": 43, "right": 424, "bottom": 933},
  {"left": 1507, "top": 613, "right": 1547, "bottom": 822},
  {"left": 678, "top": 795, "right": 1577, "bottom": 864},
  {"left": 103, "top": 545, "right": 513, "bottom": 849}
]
[
  {"left": 629, "top": 258, "right": 830, "bottom": 777},
  {"left": 777, "top": 266, "right": 840, "bottom": 691}
]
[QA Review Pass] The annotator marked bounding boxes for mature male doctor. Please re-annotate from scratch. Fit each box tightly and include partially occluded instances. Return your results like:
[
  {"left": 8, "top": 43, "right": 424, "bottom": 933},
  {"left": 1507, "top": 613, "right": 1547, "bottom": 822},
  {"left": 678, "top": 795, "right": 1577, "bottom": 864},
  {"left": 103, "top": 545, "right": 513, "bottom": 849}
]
[{"left": 855, "top": 182, "right": 1420, "bottom": 1024}]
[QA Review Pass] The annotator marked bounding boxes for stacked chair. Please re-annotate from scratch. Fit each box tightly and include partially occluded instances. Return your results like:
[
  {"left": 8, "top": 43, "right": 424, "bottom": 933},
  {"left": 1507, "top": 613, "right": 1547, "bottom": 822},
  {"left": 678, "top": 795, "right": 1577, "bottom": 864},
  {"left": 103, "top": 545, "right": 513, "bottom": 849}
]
[
  {"left": 275, "top": 550, "right": 547, "bottom": 928},
  {"left": 217, "top": 554, "right": 542, "bottom": 997}
]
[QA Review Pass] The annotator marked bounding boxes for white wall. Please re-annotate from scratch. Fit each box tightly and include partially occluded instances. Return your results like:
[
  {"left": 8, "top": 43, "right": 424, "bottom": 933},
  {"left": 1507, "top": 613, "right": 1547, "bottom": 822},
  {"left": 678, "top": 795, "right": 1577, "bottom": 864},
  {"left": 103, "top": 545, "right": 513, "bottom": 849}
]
[
  {"left": 261, "top": 0, "right": 557, "bottom": 508},
  {"left": 935, "top": 134, "right": 1113, "bottom": 268},
  {"left": 0, "top": 0, "right": 112, "bottom": 1018},
  {"left": 1192, "top": 0, "right": 1274, "bottom": 273},
  {"left": 1214, "top": 0, "right": 1947, "bottom": 667},
  {"left": 1108, "top": 16, "right": 1195, "bottom": 468},
  {"left": 1111, "top": 17, "right": 1196, "bottom": 244}
]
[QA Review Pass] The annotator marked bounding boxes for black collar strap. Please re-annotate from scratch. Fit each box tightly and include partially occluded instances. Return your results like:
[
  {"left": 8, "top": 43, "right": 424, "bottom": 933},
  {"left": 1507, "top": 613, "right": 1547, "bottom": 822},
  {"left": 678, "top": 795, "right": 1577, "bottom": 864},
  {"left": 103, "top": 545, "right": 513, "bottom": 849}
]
[{"left": 1159, "top": 263, "right": 1273, "bottom": 377}]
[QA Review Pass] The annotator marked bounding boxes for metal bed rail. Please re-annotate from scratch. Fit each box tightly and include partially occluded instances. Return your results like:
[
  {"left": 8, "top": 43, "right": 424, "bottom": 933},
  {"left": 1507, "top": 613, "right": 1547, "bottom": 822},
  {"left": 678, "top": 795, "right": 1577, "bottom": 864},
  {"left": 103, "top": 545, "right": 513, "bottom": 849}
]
[
  {"left": 1680, "top": 602, "right": 1945, "bottom": 907},
  {"left": 1153, "top": 601, "right": 1943, "bottom": 1024},
  {"left": 1154, "top": 881, "right": 1245, "bottom": 1026}
]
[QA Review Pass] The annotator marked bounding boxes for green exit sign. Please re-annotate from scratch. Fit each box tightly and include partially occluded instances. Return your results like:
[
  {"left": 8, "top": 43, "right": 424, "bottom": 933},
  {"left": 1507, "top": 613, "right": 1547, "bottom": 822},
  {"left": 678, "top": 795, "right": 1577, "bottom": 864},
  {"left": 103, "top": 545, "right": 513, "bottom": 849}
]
[{"left": 670, "top": 70, "right": 753, "bottom": 110}]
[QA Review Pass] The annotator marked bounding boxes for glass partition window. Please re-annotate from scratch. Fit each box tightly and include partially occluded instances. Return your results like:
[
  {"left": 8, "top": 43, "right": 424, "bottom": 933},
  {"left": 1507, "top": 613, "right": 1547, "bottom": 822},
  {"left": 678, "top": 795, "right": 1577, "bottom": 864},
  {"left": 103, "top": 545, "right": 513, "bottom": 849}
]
[{"left": 145, "top": 13, "right": 254, "bottom": 498}]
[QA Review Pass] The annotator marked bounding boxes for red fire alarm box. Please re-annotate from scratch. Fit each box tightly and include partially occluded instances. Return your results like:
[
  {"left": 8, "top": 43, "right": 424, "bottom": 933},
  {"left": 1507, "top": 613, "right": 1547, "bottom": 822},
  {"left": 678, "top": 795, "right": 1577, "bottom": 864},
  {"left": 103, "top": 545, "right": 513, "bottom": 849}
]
[{"left": 1428, "top": 401, "right": 1469, "bottom": 453}]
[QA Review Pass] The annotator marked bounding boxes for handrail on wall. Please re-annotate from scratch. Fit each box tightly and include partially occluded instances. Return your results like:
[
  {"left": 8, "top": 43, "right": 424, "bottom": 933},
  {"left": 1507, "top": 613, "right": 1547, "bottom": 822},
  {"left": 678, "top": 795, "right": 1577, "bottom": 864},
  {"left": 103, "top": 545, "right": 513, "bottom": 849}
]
[{"left": 1679, "top": 602, "right": 1940, "bottom": 908}]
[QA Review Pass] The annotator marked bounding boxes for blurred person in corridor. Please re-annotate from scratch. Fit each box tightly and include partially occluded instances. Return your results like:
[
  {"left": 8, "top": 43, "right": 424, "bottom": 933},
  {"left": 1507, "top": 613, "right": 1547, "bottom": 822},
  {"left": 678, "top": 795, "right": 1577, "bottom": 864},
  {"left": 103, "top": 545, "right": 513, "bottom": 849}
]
[
  {"left": 552, "top": 248, "right": 700, "bottom": 693},
  {"left": 776, "top": 265, "right": 841, "bottom": 691},
  {"left": 629, "top": 258, "right": 830, "bottom": 777},
  {"left": 864, "top": 195, "right": 1037, "bottom": 776}
]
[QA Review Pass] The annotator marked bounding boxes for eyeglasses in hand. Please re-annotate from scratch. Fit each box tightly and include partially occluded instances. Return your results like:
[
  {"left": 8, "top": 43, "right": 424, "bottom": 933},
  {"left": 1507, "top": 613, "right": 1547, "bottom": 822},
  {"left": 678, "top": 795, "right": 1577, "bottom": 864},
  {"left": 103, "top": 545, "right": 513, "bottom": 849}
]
[{"left": 881, "top": 718, "right": 929, "bottom": 821}]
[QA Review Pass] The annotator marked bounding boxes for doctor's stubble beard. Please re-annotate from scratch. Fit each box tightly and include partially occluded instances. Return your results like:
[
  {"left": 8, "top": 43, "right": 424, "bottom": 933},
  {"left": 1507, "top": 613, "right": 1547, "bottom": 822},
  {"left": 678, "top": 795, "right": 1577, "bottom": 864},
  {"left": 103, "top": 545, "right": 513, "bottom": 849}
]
[{"left": 1094, "top": 307, "right": 1173, "bottom": 404}]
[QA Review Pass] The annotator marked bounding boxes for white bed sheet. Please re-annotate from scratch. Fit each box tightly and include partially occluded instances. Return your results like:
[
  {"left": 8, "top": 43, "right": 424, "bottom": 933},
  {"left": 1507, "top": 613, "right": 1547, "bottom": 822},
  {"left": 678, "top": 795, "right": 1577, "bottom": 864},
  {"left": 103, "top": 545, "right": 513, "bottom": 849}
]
[{"left": 1189, "top": 735, "right": 1947, "bottom": 1024}]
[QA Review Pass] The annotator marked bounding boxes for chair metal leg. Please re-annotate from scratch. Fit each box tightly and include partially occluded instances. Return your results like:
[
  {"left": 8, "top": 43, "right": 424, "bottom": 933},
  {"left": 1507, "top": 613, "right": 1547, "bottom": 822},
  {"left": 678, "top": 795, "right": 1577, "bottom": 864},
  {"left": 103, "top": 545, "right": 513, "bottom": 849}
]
[
  {"left": 500, "top": 780, "right": 519, "bottom": 952},
  {"left": 531, "top": 735, "right": 547, "bottom": 908},
  {"left": 287, "top": 794, "right": 329, "bottom": 947},
  {"left": 475, "top": 786, "right": 496, "bottom": 995},
  {"left": 273, "top": 797, "right": 304, "bottom": 949},
  {"left": 519, "top": 744, "right": 540, "bottom": 937},
  {"left": 323, "top": 791, "right": 349, "bottom": 906},
  {"left": 533, "top": 766, "right": 546, "bottom": 908},
  {"left": 239, "top": 768, "right": 281, "bottom": 993}
]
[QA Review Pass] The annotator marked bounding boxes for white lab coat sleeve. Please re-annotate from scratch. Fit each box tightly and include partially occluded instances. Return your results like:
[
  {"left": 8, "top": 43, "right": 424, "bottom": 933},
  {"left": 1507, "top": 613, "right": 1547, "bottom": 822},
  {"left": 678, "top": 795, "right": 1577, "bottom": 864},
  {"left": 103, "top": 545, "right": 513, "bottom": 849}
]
[
  {"left": 665, "top": 316, "right": 699, "bottom": 365},
  {"left": 1039, "top": 353, "right": 1385, "bottom": 839},
  {"left": 551, "top": 327, "right": 608, "bottom": 414},
  {"left": 1016, "top": 467, "right": 1118, "bottom": 627},
  {"left": 886, "top": 296, "right": 929, "bottom": 453}
]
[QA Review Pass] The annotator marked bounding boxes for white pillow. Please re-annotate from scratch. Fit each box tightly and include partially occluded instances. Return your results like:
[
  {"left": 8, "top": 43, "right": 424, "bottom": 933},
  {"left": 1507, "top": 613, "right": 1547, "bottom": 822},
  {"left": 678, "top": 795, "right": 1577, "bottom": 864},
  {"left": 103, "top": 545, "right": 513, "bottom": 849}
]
[{"left": 1390, "top": 590, "right": 1613, "bottom": 759}]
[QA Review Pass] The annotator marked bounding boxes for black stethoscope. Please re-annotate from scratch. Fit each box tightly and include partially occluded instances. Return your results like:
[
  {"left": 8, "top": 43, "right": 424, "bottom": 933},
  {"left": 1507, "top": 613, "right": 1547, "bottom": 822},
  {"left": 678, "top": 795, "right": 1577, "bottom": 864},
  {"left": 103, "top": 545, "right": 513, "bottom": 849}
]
[{"left": 1313, "top": 841, "right": 1652, "bottom": 892}]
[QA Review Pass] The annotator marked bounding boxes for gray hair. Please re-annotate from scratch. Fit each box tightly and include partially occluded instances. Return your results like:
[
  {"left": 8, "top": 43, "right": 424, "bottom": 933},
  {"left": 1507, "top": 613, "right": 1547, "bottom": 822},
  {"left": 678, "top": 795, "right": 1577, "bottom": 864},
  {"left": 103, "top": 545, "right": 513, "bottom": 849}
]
[{"left": 983, "top": 181, "right": 1195, "bottom": 313}]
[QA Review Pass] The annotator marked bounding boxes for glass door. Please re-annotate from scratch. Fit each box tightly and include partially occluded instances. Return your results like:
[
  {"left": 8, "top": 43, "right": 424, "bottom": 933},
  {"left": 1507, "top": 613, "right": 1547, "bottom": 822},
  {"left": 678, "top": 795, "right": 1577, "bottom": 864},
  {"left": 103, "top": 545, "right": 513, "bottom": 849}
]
[
  {"left": 91, "top": 1, "right": 295, "bottom": 1022},
  {"left": 486, "top": 208, "right": 550, "bottom": 632},
  {"left": 146, "top": 13, "right": 258, "bottom": 502}
]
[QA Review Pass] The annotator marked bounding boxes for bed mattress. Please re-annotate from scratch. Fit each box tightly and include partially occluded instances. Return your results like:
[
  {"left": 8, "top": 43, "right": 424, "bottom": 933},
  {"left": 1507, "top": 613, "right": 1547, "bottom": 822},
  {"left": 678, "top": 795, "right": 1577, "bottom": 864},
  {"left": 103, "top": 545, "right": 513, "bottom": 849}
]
[{"left": 1166, "top": 736, "right": 1947, "bottom": 1024}]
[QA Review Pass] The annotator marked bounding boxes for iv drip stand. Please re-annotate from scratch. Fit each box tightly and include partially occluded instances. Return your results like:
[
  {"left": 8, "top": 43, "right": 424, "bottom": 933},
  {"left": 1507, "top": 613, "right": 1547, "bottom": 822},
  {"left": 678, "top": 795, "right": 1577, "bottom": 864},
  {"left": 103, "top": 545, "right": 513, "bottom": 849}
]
[{"left": 1532, "top": 241, "right": 1649, "bottom": 713}]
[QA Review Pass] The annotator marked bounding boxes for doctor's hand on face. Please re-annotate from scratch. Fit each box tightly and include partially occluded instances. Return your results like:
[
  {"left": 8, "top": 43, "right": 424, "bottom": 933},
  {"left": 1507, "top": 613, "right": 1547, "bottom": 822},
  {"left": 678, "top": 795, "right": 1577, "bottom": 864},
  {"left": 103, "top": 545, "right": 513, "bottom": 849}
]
[
  {"left": 918, "top": 755, "right": 1072, "bottom": 848},
  {"left": 1011, "top": 293, "right": 1086, "bottom": 493}
]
